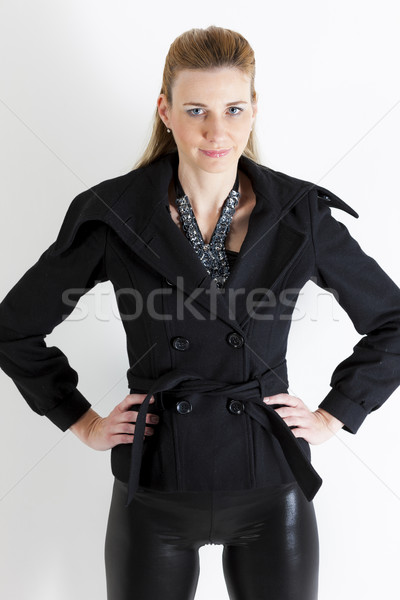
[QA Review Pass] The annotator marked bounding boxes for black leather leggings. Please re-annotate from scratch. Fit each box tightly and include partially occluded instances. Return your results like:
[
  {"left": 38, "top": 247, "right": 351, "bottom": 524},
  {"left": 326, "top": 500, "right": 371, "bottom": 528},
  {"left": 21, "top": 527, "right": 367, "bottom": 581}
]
[{"left": 104, "top": 478, "right": 319, "bottom": 600}]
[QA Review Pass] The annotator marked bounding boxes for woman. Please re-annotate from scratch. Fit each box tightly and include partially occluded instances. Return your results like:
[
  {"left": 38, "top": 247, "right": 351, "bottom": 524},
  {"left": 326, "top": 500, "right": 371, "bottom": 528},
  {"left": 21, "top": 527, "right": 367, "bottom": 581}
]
[{"left": 0, "top": 26, "right": 399, "bottom": 600}]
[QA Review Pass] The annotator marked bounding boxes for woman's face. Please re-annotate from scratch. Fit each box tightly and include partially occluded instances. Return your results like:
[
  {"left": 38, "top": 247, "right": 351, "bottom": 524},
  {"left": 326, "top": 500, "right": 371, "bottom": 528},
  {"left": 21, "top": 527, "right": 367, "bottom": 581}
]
[{"left": 157, "top": 67, "right": 257, "bottom": 175}]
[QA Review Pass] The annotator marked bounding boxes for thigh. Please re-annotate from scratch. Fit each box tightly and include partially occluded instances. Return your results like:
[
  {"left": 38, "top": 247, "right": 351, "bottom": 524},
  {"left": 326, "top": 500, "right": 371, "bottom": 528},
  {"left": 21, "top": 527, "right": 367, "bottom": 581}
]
[
  {"left": 104, "top": 478, "right": 207, "bottom": 600},
  {"left": 220, "top": 483, "right": 319, "bottom": 600}
]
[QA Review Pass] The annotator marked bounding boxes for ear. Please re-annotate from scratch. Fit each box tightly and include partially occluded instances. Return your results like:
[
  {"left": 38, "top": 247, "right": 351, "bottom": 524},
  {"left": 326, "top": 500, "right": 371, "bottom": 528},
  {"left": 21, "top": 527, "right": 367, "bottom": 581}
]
[{"left": 157, "top": 94, "right": 171, "bottom": 128}]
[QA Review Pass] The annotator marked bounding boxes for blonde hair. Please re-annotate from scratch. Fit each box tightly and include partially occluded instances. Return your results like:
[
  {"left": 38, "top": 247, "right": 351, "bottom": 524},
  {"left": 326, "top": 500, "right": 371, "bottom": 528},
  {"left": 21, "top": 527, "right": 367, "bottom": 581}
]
[{"left": 133, "top": 26, "right": 259, "bottom": 170}]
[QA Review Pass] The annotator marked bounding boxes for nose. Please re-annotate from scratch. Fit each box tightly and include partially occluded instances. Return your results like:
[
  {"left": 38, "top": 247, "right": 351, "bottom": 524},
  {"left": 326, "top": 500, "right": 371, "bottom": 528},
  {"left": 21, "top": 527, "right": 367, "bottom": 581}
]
[{"left": 204, "top": 115, "right": 227, "bottom": 144}]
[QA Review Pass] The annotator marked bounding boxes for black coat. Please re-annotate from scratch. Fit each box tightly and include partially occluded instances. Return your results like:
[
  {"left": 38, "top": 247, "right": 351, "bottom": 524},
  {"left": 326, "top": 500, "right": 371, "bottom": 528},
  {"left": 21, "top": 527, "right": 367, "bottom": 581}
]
[{"left": 1, "top": 151, "right": 400, "bottom": 507}]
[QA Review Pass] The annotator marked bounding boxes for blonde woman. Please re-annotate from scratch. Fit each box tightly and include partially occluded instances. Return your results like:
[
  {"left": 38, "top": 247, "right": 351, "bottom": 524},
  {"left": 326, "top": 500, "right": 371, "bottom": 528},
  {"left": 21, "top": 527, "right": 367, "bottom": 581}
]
[{"left": 1, "top": 26, "right": 399, "bottom": 600}]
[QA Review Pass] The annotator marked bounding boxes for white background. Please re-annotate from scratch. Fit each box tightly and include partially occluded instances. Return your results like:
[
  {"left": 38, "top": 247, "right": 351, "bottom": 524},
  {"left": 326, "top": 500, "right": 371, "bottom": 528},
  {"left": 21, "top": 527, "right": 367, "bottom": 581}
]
[{"left": 0, "top": 1, "right": 399, "bottom": 599}]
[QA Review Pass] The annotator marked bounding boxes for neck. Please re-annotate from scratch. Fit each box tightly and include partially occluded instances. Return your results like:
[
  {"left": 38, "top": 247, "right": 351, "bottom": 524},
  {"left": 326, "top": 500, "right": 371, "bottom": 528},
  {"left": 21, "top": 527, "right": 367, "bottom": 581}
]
[{"left": 177, "top": 160, "right": 239, "bottom": 216}]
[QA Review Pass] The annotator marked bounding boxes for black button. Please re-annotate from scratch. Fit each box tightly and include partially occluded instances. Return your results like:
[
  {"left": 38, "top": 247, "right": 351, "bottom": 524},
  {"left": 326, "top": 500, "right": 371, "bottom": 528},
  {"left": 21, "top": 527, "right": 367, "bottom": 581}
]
[
  {"left": 165, "top": 278, "right": 174, "bottom": 286},
  {"left": 228, "top": 400, "right": 244, "bottom": 415},
  {"left": 176, "top": 400, "right": 192, "bottom": 414},
  {"left": 227, "top": 332, "right": 244, "bottom": 348},
  {"left": 171, "top": 336, "right": 190, "bottom": 351}
]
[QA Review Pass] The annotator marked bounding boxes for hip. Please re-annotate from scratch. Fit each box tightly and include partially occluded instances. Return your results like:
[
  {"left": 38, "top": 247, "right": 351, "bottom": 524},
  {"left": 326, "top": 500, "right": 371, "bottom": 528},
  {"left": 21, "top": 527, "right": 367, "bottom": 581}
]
[{"left": 111, "top": 393, "right": 311, "bottom": 493}]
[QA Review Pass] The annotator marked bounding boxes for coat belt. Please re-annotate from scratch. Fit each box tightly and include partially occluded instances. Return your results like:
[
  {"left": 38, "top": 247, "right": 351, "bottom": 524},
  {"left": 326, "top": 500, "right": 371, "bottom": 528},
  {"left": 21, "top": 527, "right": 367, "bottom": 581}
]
[{"left": 125, "top": 366, "right": 323, "bottom": 507}]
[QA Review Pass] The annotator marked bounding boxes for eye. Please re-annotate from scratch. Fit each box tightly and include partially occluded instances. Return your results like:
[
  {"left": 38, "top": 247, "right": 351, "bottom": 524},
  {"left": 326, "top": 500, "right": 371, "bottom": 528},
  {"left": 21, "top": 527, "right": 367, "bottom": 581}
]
[
  {"left": 228, "top": 107, "right": 243, "bottom": 115},
  {"left": 187, "top": 108, "right": 205, "bottom": 116}
]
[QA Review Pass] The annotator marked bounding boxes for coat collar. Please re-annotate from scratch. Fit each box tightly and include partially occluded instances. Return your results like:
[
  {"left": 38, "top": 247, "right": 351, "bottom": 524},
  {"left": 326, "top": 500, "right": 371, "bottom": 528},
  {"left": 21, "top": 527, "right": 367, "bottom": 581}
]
[{"left": 52, "top": 151, "right": 358, "bottom": 331}]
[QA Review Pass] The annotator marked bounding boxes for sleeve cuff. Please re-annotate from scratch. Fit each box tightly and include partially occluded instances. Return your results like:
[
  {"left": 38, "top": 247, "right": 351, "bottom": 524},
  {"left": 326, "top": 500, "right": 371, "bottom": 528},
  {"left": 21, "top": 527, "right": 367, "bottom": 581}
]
[
  {"left": 44, "top": 388, "right": 92, "bottom": 432},
  {"left": 318, "top": 387, "right": 369, "bottom": 434}
]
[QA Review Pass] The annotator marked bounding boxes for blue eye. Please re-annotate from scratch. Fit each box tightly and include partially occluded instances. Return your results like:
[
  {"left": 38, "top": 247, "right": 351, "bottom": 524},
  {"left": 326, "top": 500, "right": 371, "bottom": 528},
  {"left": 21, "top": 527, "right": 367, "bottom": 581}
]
[
  {"left": 228, "top": 107, "right": 243, "bottom": 115},
  {"left": 187, "top": 108, "right": 205, "bottom": 116}
]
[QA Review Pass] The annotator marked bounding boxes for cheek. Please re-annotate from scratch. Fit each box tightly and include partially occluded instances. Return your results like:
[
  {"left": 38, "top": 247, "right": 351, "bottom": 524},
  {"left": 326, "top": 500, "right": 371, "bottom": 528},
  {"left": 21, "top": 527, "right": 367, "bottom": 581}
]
[
  {"left": 173, "top": 120, "right": 200, "bottom": 143},
  {"left": 242, "top": 113, "right": 255, "bottom": 129},
  {"left": 234, "top": 120, "right": 253, "bottom": 140}
]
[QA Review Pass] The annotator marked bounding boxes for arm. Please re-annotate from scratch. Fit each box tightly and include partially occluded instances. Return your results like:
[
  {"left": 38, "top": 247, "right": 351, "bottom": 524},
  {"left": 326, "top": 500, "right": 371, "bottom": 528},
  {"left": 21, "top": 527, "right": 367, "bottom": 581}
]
[
  {"left": 314, "top": 408, "right": 344, "bottom": 432},
  {"left": 263, "top": 187, "right": 400, "bottom": 442},
  {"left": 0, "top": 195, "right": 161, "bottom": 449},
  {"left": 69, "top": 407, "right": 102, "bottom": 442},
  {"left": 309, "top": 188, "right": 400, "bottom": 433},
  {"left": 0, "top": 216, "right": 108, "bottom": 431}
]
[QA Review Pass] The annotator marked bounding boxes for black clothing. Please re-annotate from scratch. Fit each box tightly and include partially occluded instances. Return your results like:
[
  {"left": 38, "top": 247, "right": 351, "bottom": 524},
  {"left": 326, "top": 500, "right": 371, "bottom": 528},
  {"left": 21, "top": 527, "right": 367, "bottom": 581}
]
[
  {"left": 0, "top": 150, "right": 400, "bottom": 506},
  {"left": 124, "top": 366, "right": 320, "bottom": 507},
  {"left": 226, "top": 248, "right": 239, "bottom": 270},
  {"left": 104, "top": 478, "right": 319, "bottom": 600}
]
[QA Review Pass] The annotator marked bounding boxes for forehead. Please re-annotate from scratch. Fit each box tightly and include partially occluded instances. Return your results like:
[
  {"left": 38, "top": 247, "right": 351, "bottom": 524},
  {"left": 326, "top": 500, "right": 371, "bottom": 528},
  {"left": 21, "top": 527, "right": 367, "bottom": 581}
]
[{"left": 171, "top": 67, "right": 252, "bottom": 100}]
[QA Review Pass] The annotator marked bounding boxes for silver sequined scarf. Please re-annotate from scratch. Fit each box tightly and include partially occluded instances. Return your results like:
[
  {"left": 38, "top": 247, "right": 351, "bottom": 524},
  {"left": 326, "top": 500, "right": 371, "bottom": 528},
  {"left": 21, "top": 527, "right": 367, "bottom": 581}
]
[{"left": 174, "top": 168, "right": 240, "bottom": 289}]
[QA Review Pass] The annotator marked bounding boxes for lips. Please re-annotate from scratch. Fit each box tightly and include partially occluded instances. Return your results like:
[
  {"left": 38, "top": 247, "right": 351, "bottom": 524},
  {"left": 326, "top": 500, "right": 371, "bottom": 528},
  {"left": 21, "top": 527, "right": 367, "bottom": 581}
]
[{"left": 199, "top": 148, "right": 231, "bottom": 158}]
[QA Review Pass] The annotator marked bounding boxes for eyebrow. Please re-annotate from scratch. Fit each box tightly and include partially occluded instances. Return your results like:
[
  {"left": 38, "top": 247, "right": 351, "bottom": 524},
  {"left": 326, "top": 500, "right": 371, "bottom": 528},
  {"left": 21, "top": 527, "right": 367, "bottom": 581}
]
[{"left": 183, "top": 101, "right": 248, "bottom": 107}]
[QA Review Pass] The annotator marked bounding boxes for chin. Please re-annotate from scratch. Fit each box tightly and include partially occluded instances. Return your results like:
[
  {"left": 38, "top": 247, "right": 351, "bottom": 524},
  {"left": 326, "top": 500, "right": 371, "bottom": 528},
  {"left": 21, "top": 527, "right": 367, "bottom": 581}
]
[{"left": 199, "top": 163, "right": 235, "bottom": 176}]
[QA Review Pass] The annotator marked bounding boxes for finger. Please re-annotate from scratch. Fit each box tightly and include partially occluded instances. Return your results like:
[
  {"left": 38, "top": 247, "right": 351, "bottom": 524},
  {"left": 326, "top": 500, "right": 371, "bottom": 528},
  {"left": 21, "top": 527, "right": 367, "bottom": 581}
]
[
  {"left": 117, "top": 393, "right": 155, "bottom": 412},
  {"left": 115, "top": 410, "right": 160, "bottom": 425},
  {"left": 125, "top": 393, "right": 155, "bottom": 406},
  {"left": 291, "top": 428, "right": 311, "bottom": 440},
  {"left": 263, "top": 393, "right": 301, "bottom": 406},
  {"left": 110, "top": 431, "right": 155, "bottom": 446},
  {"left": 111, "top": 434, "right": 136, "bottom": 445},
  {"left": 277, "top": 414, "right": 309, "bottom": 427},
  {"left": 110, "top": 422, "right": 157, "bottom": 437},
  {"left": 273, "top": 406, "right": 307, "bottom": 419}
]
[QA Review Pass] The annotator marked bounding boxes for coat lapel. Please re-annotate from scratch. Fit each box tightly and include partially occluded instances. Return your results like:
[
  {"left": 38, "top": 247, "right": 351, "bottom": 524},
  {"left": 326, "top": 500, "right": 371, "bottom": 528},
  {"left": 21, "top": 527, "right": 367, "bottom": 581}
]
[
  {"left": 121, "top": 152, "right": 313, "bottom": 330},
  {"left": 219, "top": 156, "right": 312, "bottom": 327},
  {"left": 52, "top": 151, "right": 315, "bottom": 331}
]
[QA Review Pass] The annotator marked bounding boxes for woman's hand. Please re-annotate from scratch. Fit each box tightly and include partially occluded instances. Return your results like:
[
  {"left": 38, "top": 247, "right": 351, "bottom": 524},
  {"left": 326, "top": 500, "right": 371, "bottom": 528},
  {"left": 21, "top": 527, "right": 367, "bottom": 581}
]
[
  {"left": 69, "top": 394, "right": 160, "bottom": 451},
  {"left": 263, "top": 393, "right": 344, "bottom": 445}
]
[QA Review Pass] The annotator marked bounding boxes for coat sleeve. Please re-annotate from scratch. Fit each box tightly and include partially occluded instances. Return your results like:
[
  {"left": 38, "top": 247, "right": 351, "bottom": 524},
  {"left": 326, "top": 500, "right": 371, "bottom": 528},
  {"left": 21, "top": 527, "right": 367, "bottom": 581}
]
[
  {"left": 0, "top": 200, "right": 109, "bottom": 432},
  {"left": 308, "top": 187, "right": 400, "bottom": 434}
]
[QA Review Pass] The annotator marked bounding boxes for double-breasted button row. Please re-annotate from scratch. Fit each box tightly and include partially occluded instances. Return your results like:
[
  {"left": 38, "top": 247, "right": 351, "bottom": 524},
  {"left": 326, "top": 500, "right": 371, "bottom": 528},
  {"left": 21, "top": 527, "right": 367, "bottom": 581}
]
[
  {"left": 174, "top": 399, "right": 245, "bottom": 415},
  {"left": 227, "top": 332, "right": 244, "bottom": 348},
  {"left": 171, "top": 336, "right": 190, "bottom": 351},
  {"left": 171, "top": 332, "right": 244, "bottom": 351}
]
